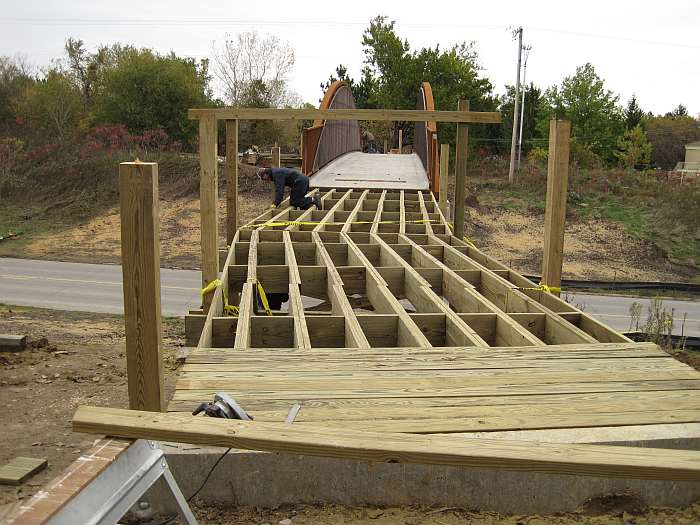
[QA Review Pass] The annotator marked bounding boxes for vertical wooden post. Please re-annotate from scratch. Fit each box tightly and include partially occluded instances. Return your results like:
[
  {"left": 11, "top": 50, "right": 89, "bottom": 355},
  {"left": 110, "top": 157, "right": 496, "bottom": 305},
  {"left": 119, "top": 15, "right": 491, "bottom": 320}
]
[
  {"left": 431, "top": 133, "right": 439, "bottom": 190},
  {"left": 542, "top": 119, "right": 571, "bottom": 297},
  {"left": 272, "top": 146, "right": 281, "bottom": 168},
  {"left": 225, "top": 119, "right": 238, "bottom": 246},
  {"left": 453, "top": 99, "right": 469, "bottom": 238},
  {"left": 199, "top": 115, "right": 218, "bottom": 310},
  {"left": 383, "top": 138, "right": 388, "bottom": 154},
  {"left": 119, "top": 161, "right": 164, "bottom": 412},
  {"left": 439, "top": 143, "right": 450, "bottom": 216},
  {"left": 398, "top": 129, "right": 403, "bottom": 152}
]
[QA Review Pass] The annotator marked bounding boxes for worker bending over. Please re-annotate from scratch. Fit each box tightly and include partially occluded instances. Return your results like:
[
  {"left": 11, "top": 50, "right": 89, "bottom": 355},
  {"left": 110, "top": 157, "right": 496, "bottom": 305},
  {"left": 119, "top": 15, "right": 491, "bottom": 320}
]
[{"left": 258, "top": 167, "right": 321, "bottom": 210}]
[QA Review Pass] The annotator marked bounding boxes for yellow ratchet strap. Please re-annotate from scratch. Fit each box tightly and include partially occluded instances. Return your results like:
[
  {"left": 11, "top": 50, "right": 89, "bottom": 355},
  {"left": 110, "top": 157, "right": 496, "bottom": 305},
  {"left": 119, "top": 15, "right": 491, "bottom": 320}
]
[
  {"left": 256, "top": 280, "right": 273, "bottom": 316},
  {"left": 200, "top": 278, "right": 239, "bottom": 316},
  {"left": 518, "top": 282, "right": 562, "bottom": 294},
  {"left": 447, "top": 222, "right": 477, "bottom": 248}
]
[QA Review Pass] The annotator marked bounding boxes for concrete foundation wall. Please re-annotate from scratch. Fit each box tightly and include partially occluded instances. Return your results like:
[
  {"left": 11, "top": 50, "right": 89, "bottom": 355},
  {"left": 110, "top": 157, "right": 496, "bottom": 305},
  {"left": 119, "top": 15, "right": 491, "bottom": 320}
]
[{"left": 148, "top": 424, "right": 700, "bottom": 515}]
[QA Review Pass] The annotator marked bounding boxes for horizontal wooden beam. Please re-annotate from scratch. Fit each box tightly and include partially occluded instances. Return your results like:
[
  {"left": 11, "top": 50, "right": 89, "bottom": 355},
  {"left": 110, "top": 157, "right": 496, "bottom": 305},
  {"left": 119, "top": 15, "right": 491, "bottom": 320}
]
[
  {"left": 188, "top": 108, "right": 502, "bottom": 124},
  {"left": 73, "top": 406, "right": 700, "bottom": 481}
]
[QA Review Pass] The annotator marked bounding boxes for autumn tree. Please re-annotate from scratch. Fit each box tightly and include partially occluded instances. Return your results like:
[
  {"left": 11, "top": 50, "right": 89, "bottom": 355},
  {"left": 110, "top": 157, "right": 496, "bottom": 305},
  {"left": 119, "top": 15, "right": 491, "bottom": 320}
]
[
  {"left": 20, "top": 70, "right": 84, "bottom": 141},
  {"left": 215, "top": 32, "right": 300, "bottom": 108},
  {"left": 0, "top": 55, "right": 34, "bottom": 132},
  {"left": 645, "top": 114, "right": 700, "bottom": 168}
]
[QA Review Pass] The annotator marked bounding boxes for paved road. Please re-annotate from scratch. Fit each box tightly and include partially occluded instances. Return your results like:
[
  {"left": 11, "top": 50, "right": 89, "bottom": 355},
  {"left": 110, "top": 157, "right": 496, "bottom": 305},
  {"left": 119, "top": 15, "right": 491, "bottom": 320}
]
[
  {"left": 1, "top": 257, "right": 698, "bottom": 336},
  {"left": 0, "top": 257, "right": 201, "bottom": 317}
]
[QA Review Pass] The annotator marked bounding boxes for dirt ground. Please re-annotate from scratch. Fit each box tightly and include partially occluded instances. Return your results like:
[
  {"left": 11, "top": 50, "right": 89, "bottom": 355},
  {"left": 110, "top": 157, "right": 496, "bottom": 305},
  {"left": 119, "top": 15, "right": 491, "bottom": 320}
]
[
  {"left": 464, "top": 208, "right": 694, "bottom": 283},
  {"left": 0, "top": 305, "right": 184, "bottom": 509},
  {"left": 4, "top": 175, "right": 270, "bottom": 270},
  {"left": 0, "top": 172, "right": 694, "bottom": 282},
  {"left": 183, "top": 499, "right": 700, "bottom": 525},
  {"left": 1, "top": 305, "right": 700, "bottom": 523}
]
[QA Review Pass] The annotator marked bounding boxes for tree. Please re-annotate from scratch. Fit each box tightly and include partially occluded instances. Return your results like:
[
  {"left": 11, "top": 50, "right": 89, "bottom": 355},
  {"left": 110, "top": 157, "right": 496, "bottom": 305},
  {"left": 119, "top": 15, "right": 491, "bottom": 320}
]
[
  {"left": 320, "top": 64, "right": 376, "bottom": 109},
  {"left": 320, "top": 64, "right": 354, "bottom": 94},
  {"left": 498, "top": 83, "right": 547, "bottom": 155},
  {"left": 0, "top": 55, "right": 34, "bottom": 131},
  {"left": 614, "top": 124, "right": 651, "bottom": 169},
  {"left": 544, "top": 63, "right": 624, "bottom": 162},
  {"left": 63, "top": 38, "right": 119, "bottom": 110},
  {"left": 0, "top": 137, "right": 24, "bottom": 200},
  {"left": 94, "top": 48, "right": 211, "bottom": 143},
  {"left": 349, "top": 16, "right": 496, "bottom": 148},
  {"left": 215, "top": 32, "right": 300, "bottom": 108},
  {"left": 624, "top": 95, "right": 644, "bottom": 130},
  {"left": 666, "top": 104, "right": 688, "bottom": 118},
  {"left": 237, "top": 79, "right": 278, "bottom": 147},
  {"left": 20, "top": 70, "right": 84, "bottom": 141},
  {"left": 645, "top": 115, "right": 700, "bottom": 168}
]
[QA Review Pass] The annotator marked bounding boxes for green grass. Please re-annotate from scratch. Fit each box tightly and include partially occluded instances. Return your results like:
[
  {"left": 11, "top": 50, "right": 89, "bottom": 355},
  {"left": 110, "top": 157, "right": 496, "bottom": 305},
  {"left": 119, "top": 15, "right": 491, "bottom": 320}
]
[
  {"left": 0, "top": 202, "right": 57, "bottom": 256},
  {"left": 466, "top": 161, "right": 699, "bottom": 273}
]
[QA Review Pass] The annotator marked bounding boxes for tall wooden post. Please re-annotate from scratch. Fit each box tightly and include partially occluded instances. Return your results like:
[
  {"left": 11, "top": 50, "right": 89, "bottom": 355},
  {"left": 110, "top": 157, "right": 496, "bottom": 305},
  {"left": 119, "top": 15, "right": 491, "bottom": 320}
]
[
  {"left": 225, "top": 119, "right": 238, "bottom": 246},
  {"left": 119, "top": 161, "right": 164, "bottom": 412},
  {"left": 439, "top": 143, "right": 450, "bottom": 216},
  {"left": 542, "top": 119, "right": 571, "bottom": 297},
  {"left": 272, "top": 146, "right": 281, "bottom": 168},
  {"left": 199, "top": 115, "right": 218, "bottom": 311},
  {"left": 453, "top": 99, "right": 469, "bottom": 238},
  {"left": 383, "top": 139, "right": 388, "bottom": 154},
  {"left": 398, "top": 129, "right": 403, "bottom": 152}
]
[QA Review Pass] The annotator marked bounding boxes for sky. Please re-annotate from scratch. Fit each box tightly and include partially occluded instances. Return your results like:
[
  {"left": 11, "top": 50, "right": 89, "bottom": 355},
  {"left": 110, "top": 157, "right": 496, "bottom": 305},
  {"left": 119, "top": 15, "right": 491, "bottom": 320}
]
[{"left": 1, "top": 0, "right": 699, "bottom": 116}]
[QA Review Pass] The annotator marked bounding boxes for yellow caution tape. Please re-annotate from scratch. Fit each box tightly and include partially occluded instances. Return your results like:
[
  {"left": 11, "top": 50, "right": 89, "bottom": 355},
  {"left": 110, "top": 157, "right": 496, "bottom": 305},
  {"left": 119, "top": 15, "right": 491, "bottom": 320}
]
[
  {"left": 256, "top": 280, "right": 273, "bottom": 316},
  {"left": 200, "top": 278, "right": 239, "bottom": 316},
  {"left": 518, "top": 282, "right": 562, "bottom": 294}
]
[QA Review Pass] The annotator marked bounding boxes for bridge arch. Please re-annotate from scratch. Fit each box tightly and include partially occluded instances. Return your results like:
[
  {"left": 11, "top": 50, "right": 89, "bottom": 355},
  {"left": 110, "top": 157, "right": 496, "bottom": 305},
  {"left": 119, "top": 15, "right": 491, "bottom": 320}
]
[{"left": 301, "top": 80, "right": 361, "bottom": 174}]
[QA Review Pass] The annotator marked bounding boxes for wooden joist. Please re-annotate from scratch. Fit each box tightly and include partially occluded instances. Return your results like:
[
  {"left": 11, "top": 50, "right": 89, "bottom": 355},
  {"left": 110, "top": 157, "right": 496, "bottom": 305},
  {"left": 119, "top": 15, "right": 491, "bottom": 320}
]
[{"left": 73, "top": 406, "right": 700, "bottom": 481}]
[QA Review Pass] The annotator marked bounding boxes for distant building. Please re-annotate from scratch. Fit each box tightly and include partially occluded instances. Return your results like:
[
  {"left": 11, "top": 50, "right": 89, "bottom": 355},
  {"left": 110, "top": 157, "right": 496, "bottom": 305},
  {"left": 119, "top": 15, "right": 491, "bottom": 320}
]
[{"left": 675, "top": 140, "right": 700, "bottom": 173}]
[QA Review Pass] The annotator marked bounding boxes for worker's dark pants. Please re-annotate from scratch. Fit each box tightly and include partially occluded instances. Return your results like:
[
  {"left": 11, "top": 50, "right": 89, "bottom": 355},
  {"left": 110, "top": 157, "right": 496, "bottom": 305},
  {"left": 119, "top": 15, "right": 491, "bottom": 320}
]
[{"left": 290, "top": 177, "right": 315, "bottom": 209}]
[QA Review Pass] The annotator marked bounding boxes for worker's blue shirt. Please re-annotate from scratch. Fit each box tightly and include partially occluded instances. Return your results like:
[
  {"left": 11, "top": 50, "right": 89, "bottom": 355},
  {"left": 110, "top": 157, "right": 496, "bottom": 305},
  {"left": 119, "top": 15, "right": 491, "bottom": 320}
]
[{"left": 270, "top": 168, "right": 308, "bottom": 206}]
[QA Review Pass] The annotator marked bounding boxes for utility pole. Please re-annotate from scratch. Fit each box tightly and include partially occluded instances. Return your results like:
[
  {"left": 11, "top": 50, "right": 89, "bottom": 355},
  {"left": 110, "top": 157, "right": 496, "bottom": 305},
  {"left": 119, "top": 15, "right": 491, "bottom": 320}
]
[
  {"left": 508, "top": 26, "right": 523, "bottom": 183},
  {"left": 517, "top": 45, "right": 531, "bottom": 170}
]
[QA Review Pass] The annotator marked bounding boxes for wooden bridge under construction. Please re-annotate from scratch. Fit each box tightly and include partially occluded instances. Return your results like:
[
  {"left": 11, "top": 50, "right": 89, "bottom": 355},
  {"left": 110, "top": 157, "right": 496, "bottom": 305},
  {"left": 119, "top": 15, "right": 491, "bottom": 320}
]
[
  {"left": 175, "top": 81, "right": 700, "bottom": 438},
  {"left": 13, "top": 81, "right": 700, "bottom": 525}
]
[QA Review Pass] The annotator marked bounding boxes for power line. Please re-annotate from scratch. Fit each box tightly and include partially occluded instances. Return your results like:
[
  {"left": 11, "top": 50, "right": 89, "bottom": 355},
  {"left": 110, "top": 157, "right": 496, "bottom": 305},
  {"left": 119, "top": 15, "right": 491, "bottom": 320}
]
[{"left": 1, "top": 17, "right": 698, "bottom": 50}]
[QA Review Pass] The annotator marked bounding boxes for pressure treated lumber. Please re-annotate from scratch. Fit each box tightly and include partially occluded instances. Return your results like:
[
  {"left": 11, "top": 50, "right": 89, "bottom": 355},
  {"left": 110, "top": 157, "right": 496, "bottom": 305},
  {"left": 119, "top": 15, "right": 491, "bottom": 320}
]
[
  {"left": 0, "top": 334, "right": 27, "bottom": 352},
  {"left": 272, "top": 146, "right": 281, "bottom": 168},
  {"left": 542, "top": 119, "right": 571, "bottom": 297},
  {"left": 453, "top": 100, "right": 469, "bottom": 238},
  {"left": 0, "top": 457, "right": 47, "bottom": 485},
  {"left": 225, "top": 119, "right": 238, "bottom": 245},
  {"left": 439, "top": 143, "right": 449, "bottom": 216},
  {"left": 199, "top": 114, "right": 219, "bottom": 310},
  {"left": 73, "top": 406, "right": 700, "bottom": 481},
  {"left": 6, "top": 439, "right": 131, "bottom": 524},
  {"left": 189, "top": 108, "right": 502, "bottom": 124},
  {"left": 118, "top": 162, "right": 164, "bottom": 412}
]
